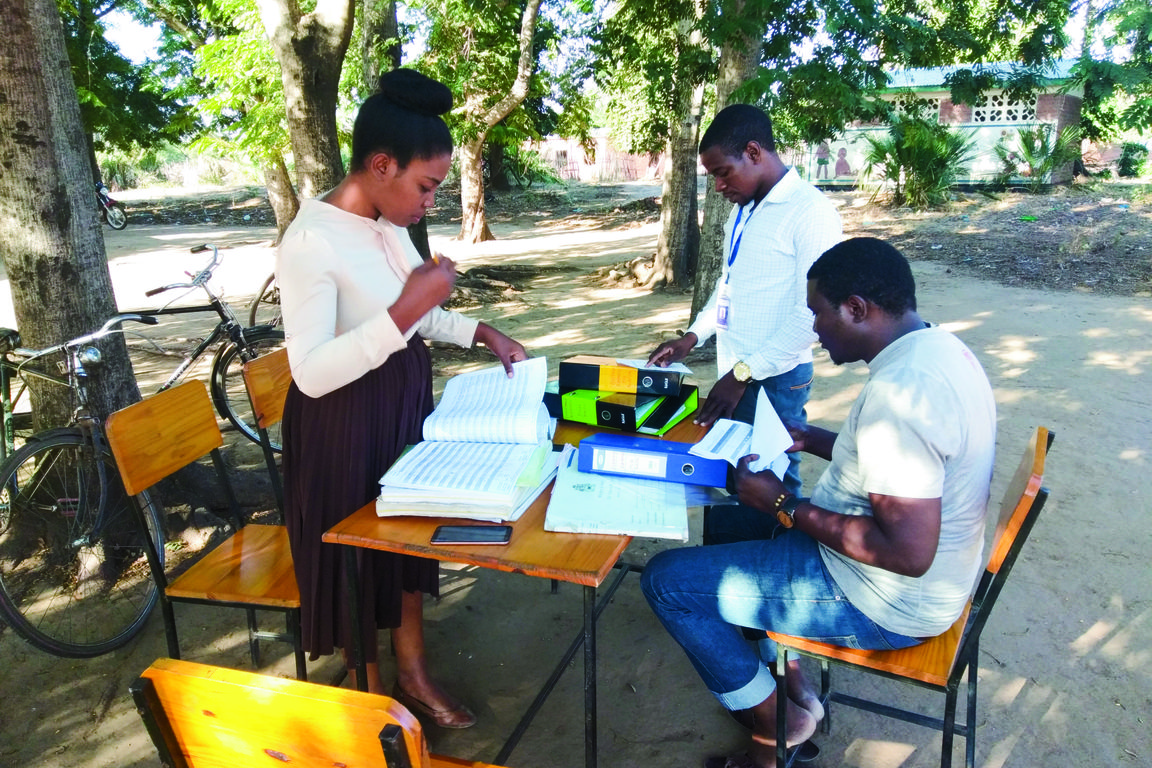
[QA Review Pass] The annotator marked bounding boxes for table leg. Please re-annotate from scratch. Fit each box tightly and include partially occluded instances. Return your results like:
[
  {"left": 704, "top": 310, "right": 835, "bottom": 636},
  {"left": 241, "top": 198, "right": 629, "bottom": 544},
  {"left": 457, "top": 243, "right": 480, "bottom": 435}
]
[
  {"left": 344, "top": 546, "right": 368, "bottom": 692},
  {"left": 493, "top": 563, "right": 636, "bottom": 767},
  {"left": 583, "top": 583, "right": 597, "bottom": 768}
]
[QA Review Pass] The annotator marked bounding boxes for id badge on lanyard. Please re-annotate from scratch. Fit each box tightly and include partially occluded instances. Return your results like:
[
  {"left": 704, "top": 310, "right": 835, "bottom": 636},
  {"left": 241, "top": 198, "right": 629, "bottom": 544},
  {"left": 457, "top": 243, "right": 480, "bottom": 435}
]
[{"left": 717, "top": 201, "right": 756, "bottom": 331}]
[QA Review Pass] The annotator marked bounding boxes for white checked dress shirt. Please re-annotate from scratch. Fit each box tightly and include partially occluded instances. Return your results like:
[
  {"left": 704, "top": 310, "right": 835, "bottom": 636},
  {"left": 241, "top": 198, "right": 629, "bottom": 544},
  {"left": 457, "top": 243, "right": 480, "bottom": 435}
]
[{"left": 687, "top": 168, "right": 842, "bottom": 380}]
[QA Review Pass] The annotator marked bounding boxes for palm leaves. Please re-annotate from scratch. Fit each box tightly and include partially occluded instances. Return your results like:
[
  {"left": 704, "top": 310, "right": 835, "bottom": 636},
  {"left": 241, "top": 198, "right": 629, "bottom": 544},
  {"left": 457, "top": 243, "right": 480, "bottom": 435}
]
[{"left": 863, "top": 115, "right": 977, "bottom": 208}]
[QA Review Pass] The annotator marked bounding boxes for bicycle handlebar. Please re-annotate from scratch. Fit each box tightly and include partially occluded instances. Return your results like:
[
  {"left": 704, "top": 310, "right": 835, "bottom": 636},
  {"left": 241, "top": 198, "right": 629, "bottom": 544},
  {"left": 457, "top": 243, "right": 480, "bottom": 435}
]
[
  {"left": 144, "top": 244, "right": 222, "bottom": 297},
  {"left": 14, "top": 314, "right": 158, "bottom": 361}
]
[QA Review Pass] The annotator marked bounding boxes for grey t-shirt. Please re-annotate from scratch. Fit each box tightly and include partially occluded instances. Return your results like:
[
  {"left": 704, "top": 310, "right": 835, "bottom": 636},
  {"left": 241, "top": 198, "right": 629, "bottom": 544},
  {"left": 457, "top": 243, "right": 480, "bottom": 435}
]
[{"left": 814, "top": 327, "right": 997, "bottom": 637}]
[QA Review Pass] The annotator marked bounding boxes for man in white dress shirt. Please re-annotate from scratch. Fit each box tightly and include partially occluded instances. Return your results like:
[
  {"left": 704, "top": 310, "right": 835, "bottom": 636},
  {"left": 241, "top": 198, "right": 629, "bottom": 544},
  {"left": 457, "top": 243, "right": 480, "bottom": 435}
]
[{"left": 648, "top": 104, "right": 842, "bottom": 498}]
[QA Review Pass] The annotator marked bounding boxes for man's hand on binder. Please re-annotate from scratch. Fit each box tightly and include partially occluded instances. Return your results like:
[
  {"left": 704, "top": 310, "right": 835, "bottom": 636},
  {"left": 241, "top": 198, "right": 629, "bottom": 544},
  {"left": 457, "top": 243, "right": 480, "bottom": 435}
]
[
  {"left": 475, "top": 322, "right": 528, "bottom": 377},
  {"left": 647, "top": 332, "right": 697, "bottom": 367},
  {"left": 693, "top": 372, "right": 746, "bottom": 427}
]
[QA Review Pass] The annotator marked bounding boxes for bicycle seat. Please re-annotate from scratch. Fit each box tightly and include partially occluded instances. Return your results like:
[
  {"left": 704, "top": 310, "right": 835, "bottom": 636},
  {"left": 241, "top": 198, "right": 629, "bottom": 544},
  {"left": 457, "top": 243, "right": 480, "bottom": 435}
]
[{"left": 0, "top": 328, "right": 21, "bottom": 353}]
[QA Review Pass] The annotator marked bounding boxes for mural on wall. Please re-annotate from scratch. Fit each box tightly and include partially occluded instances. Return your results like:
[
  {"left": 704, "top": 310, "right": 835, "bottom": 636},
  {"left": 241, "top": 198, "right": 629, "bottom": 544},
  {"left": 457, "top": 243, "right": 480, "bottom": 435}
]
[{"left": 796, "top": 132, "right": 872, "bottom": 185}]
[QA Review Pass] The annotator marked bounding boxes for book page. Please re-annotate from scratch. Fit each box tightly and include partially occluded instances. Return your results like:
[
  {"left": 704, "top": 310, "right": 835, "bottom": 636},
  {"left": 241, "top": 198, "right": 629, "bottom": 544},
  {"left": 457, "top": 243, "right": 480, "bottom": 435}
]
[
  {"left": 380, "top": 440, "right": 550, "bottom": 502},
  {"left": 422, "top": 357, "right": 550, "bottom": 444}
]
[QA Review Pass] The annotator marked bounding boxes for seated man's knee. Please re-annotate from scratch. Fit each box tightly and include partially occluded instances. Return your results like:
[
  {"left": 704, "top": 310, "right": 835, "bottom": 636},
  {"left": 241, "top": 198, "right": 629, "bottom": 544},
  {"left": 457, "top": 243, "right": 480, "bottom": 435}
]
[{"left": 640, "top": 548, "right": 679, "bottom": 603}]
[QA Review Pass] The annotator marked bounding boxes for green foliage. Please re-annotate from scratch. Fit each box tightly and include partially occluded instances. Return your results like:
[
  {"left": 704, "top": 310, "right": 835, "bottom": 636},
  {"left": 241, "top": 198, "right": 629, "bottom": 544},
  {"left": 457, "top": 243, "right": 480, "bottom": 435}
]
[
  {"left": 191, "top": 0, "right": 290, "bottom": 165},
  {"left": 593, "top": 0, "right": 713, "bottom": 154},
  {"left": 1118, "top": 142, "right": 1149, "bottom": 177},
  {"left": 863, "top": 115, "right": 977, "bottom": 209},
  {"left": 1075, "top": 0, "right": 1152, "bottom": 139},
  {"left": 57, "top": 0, "right": 196, "bottom": 155},
  {"left": 503, "top": 144, "right": 563, "bottom": 188},
  {"left": 992, "top": 124, "right": 1081, "bottom": 192}
]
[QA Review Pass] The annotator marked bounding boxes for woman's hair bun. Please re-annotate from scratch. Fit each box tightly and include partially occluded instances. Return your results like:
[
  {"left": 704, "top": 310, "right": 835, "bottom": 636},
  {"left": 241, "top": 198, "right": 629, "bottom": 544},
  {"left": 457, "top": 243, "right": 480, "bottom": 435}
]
[{"left": 377, "top": 69, "right": 453, "bottom": 117}]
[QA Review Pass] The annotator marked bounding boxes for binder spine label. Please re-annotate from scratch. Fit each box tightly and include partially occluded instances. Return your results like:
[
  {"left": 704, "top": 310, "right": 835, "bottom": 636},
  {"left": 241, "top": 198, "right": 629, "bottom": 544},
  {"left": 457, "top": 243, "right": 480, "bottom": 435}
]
[
  {"left": 598, "top": 366, "right": 639, "bottom": 392},
  {"left": 592, "top": 447, "right": 668, "bottom": 479}
]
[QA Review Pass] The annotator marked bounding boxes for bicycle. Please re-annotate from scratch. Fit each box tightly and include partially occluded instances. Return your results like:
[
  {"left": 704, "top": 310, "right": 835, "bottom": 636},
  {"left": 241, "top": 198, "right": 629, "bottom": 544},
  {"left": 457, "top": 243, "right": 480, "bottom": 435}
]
[
  {"left": 0, "top": 314, "right": 166, "bottom": 657},
  {"left": 247, "top": 272, "right": 281, "bottom": 329},
  {"left": 128, "top": 244, "right": 285, "bottom": 451}
]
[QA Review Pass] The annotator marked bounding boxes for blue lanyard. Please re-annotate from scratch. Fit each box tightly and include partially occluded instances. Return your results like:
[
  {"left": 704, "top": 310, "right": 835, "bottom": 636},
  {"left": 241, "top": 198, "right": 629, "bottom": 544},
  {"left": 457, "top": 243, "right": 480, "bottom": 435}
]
[{"left": 726, "top": 199, "right": 761, "bottom": 280}]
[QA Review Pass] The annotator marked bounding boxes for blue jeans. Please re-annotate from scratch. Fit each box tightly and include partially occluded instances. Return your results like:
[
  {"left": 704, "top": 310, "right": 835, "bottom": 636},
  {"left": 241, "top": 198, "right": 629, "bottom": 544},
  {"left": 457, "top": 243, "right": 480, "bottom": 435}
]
[
  {"left": 641, "top": 530, "right": 921, "bottom": 711},
  {"left": 731, "top": 362, "right": 812, "bottom": 497}
]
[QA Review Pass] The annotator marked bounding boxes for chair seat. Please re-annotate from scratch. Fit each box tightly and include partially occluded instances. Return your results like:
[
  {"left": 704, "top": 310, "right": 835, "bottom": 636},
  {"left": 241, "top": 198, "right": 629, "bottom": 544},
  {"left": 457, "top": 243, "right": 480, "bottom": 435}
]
[
  {"left": 766, "top": 602, "right": 971, "bottom": 688},
  {"left": 167, "top": 524, "right": 299, "bottom": 608}
]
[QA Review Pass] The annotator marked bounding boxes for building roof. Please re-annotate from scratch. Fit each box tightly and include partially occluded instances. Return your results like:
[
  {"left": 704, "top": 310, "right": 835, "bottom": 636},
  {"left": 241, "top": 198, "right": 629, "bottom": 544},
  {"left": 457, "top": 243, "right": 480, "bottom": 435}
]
[{"left": 884, "top": 59, "right": 1079, "bottom": 91}]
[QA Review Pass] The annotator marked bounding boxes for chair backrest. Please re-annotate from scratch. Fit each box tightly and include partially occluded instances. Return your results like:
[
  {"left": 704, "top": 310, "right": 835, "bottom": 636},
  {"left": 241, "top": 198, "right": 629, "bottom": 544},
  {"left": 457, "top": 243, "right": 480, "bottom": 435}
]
[
  {"left": 987, "top": 426, "right": 1052, "bottom": 575},
  {"left": 242, "top": 347, "right": 290, "bottom": 513},
  {"left": 131, "top": 658, "right": 431, "bottom": 768},
  {"left": 243, "top": 346, "right": 290, "bottom": 431},
  {"left": 954, "top": 426, "right": 1053, "bottom": 676},
  {"left": 105, "top": 380, "right": 223, "bottom": 497}
]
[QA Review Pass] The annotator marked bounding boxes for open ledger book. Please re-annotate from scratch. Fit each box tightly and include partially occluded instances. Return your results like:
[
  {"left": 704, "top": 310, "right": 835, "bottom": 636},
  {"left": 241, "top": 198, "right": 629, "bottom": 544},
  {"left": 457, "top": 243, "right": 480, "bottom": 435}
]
[{"left": 376, "top": 357, "right": 558, "bottom": 522}]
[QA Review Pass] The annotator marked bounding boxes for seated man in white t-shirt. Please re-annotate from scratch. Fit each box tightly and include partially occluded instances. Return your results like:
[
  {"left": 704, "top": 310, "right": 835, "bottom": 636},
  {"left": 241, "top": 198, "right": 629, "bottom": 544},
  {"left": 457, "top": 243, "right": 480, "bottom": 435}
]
[{"left": 641, "top": 236, "right": 997, "bottom": 766}]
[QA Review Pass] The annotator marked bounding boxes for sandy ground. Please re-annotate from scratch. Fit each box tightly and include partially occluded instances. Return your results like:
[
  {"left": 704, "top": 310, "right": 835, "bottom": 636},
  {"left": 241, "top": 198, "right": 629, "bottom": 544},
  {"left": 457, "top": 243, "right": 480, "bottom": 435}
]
[{"left": 1, "top": 187, "right": 1150, "bottom": 768}]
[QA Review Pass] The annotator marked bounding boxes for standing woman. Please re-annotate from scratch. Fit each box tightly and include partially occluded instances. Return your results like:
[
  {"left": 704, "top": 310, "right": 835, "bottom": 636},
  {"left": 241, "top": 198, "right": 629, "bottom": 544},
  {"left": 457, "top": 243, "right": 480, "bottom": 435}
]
[{"left": 276, "top": 68, "right": 526, "bottom": 727}]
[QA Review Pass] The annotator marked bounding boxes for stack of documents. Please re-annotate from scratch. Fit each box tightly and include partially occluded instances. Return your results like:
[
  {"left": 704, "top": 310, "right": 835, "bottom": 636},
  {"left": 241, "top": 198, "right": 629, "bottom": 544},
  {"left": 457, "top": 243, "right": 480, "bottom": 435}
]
[
  {"left": 377, "top": 357, "right": 558, "bottom": 522},
  {"left": 544, "top": 445, "right": 690, "bottom": 540}
]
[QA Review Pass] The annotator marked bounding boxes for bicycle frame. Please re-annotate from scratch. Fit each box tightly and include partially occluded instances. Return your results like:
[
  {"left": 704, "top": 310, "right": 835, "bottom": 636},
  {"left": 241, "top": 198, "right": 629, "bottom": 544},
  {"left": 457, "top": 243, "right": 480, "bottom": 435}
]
[
  {"left": 1, "top": 314, "right": 158, "bottom": 538},
  {"left": 121, "top": 244, "right": 279, "bottom": 394},
  {"left": 131, "top": 300, "right": 268, "bottom": 394}
]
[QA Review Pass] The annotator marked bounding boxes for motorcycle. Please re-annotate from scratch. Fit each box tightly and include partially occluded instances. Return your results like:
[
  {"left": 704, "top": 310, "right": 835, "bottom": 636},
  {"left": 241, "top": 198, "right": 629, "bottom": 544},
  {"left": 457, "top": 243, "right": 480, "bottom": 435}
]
[{"left": 96, "top": 182, "right": 128, "bottom": 230}]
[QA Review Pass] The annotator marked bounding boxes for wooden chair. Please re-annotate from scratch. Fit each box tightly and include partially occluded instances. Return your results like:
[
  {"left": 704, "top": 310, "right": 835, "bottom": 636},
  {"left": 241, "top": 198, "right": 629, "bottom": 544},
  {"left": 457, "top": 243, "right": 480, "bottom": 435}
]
[
  {"left": 131, "top": 657, "right": 508, "bottom": 768},
  {"left": 242, "top": 345, "right": 291, "bottom": 515},
  {"left": 105, "top": 379, "right": 305, "bottom": 679},
  {"left": 768, "top": 426, "right": 1054, "bottom": 768}
]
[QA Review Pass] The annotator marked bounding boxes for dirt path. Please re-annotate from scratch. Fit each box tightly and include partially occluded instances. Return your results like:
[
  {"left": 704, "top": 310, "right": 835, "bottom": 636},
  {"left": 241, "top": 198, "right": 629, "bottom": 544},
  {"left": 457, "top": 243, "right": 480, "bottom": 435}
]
[{"left": 1, "top": 186, "right": 1149, "bottom": 768}]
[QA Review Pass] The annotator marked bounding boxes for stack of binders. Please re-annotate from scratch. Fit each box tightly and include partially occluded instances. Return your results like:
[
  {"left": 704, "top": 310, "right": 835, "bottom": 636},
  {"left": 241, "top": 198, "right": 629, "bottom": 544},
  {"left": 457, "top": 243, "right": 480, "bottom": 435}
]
[{"left": 549, "top": 355, "right": 698, "bottom": 435}]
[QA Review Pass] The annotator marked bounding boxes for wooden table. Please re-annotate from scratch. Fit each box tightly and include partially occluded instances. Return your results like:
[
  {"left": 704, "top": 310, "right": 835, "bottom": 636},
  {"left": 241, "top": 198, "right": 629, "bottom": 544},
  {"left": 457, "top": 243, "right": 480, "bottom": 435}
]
[{"left": 322, "top": 419, "right": 707, "bottom": 768}]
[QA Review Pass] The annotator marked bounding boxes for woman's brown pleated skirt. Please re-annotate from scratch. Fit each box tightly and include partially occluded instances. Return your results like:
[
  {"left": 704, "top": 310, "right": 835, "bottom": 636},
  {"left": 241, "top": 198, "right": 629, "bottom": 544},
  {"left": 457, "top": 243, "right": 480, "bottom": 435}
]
[{"left": 281, "top": 335, "right": 439, "bottom": 662}]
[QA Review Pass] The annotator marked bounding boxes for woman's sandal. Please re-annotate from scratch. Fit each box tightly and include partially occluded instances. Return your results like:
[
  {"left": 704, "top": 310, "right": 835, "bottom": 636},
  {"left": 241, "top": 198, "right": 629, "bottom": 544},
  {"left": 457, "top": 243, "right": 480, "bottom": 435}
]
[{"left": 391, "top": 684, "right": 477, "bottom": 729}]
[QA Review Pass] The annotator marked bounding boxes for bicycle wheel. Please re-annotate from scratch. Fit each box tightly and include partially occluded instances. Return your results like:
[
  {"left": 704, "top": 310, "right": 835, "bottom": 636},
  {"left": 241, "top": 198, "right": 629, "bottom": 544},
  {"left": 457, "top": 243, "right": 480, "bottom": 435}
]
[
  {"left": 248, "top": 273, "right": 281, "bottom": 328},
  {"left": 210, "top": 327, "right": 286, "bottom": 452},
  {"left": 0, "top": 430, "right": 163, "bottom": 656}
]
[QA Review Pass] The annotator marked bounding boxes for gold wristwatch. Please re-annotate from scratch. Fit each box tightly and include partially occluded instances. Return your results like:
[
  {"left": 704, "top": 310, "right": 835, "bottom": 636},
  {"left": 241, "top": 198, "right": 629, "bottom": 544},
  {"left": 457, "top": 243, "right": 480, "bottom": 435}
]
[
  {"left": 732, "top": 360, "right": 753, "bottom": 383},
  {"left": 776, "top": 496, "right": 804, "bottom": 528}
]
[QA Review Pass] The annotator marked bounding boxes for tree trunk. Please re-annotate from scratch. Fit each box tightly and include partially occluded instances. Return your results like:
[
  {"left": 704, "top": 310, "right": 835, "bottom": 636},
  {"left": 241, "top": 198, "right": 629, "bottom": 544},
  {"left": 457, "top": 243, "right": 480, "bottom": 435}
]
[
  {"left": 0, "top": 0, "right": 140, "bottom": 427},
  {"left": 487, "top": 143, "right": 511, "bottom": 191},
  {"left": 650, "top": 82, "right": 704, "bottom": 288},
  {"left": 457, "top": 0, "right": 542, "bottom": 242},
  {"left": 459, "top": 137, "right": 494, "bottom": 242},
  {"left": 361, "top": 0, "right": 399, "bottom": 94},
  {"left": 257, "top": 0, "right": 354, "bottom": 197},
  {"left": 262, "top": 152, "right": 299, "bottom": 245},
  {"left": 692, "top": 8, "right": 763, "bottom": 320}
]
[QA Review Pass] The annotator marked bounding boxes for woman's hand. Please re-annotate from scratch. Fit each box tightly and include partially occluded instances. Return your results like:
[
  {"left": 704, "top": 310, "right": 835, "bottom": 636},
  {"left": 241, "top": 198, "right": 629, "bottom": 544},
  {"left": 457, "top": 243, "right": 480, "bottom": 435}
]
[
  {"left": 406, "top": 255, "right": 457, "bottom": 307},
  {"left": 475, "top": 322, "right": 528, "bottom": 376},
  {"left": 389, "top": 256, "right": 457, "bottom": 333}
]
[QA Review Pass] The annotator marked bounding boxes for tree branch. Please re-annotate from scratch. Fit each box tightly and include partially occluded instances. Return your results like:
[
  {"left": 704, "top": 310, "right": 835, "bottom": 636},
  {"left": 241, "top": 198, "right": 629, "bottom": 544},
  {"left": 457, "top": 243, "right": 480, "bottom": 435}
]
[{"left": 477, "top": 0, "right": 542, "bottom": 129}]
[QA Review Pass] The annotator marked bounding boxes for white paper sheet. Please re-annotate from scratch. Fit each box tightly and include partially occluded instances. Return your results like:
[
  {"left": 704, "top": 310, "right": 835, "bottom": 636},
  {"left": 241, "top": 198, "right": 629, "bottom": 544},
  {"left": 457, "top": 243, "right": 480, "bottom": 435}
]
[
  {"left": 544, "top": 446, "right": 689, "bottom": 540},
  {"left": 615, "top": 359, "right": 693, "bottom": 375},
  {"left": 688, "top": 389, "right": 792, "bottom": 479}
]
